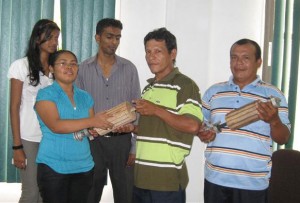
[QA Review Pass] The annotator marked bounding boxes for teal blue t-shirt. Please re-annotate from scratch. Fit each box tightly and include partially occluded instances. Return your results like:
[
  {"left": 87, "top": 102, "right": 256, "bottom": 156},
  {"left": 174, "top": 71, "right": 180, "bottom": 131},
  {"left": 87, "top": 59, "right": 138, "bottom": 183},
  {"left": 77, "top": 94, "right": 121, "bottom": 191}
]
[{"left": 35, "top": 81, "right": 94, "bottom": 174}]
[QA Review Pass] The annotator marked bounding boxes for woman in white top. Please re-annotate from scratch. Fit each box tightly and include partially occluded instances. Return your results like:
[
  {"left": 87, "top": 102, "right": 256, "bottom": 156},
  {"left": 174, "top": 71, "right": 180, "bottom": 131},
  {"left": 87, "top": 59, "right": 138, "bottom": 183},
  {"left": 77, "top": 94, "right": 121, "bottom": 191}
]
[{"left": 7, "top": 19, "right": 60, "bottom": 203}]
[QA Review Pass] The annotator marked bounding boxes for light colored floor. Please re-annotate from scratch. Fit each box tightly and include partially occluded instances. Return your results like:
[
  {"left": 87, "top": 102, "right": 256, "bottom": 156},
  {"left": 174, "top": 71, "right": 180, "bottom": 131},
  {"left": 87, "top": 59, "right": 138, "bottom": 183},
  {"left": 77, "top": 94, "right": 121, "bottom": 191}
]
[
  {"left": 0, "top": 181, "right": 114, "bottom": 203},
  {"left": 0, "top": 183, "right": 20, "bottom": 203}
]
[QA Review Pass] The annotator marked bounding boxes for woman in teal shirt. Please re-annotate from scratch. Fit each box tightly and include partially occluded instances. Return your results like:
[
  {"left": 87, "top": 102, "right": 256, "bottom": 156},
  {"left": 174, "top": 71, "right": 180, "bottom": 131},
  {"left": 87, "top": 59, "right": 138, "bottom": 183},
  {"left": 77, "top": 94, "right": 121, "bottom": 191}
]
[{"left": 35, "top": 50, "right": 113, "bottom": 203}]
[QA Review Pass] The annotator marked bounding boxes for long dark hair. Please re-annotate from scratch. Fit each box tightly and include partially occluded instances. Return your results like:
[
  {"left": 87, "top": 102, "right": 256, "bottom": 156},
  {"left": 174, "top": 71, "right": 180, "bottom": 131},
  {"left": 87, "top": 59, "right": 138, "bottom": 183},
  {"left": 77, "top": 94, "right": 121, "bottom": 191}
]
[{"left": 26, "top": 19, "right": 60, "bottom": 86}]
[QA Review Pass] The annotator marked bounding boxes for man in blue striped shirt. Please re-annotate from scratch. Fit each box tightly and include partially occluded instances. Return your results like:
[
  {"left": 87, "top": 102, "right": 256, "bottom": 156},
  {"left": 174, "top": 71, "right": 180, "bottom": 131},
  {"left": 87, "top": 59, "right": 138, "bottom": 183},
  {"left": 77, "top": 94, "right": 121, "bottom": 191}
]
[{"left": 198, "top": 39, "right": 290, "bottom": 203}]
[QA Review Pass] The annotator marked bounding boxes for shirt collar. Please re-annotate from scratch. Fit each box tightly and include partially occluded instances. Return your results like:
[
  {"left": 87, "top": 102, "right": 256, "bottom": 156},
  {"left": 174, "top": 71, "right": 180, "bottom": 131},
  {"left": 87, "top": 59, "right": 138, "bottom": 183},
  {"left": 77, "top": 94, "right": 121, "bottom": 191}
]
[
  {"left": 147, "top": 67, "right": 180, "bottom": 84},
  {"left": 86, "top": 54, "right": 121, "bottom": 65},
  {"left": 87, "top": 54, "right": 121, "bottom": 76},
  {"left": 228, "top": 75, "right": 262, "bottom": 87},
  {"left": 53, "top": 80, "right": 78, "bottom": 93}
]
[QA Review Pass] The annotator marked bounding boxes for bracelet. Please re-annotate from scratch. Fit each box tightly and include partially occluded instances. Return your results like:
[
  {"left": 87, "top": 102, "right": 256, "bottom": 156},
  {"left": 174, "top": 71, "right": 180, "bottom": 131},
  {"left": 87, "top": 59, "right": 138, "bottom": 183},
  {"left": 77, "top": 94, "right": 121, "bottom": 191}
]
[{"left": 12, "top": 145, "right": 23, "bottom": 150}]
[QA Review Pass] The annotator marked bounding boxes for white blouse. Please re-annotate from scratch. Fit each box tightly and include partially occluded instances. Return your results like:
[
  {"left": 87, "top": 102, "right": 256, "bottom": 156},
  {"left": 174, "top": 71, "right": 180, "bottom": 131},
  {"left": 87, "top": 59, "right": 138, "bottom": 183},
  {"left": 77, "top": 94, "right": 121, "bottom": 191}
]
[{"left": 7, "top": 57, "right": 53, "bottom": 142}]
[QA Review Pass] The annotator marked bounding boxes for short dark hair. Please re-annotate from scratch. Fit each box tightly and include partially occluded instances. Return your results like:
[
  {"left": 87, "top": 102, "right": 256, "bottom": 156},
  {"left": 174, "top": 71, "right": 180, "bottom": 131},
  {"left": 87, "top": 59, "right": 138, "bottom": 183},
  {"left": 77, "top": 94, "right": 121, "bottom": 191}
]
[
  {"left": 144, "top": 27, "right": 177, "bottom": 53},
  {"left": 231, "top": 38, "right": 261, "bottom": 60},
  {"left": 49, "top": 50, "right": 78, "bottom": 67},
  {"left": 96, "top": 18, "right": 123, "bottom": 35}
]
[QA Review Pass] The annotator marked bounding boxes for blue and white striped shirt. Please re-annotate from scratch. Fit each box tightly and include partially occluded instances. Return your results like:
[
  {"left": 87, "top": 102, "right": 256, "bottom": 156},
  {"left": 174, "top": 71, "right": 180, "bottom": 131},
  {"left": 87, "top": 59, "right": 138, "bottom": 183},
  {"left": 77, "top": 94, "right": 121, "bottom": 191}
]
[{"left": 202, "top": 76, "right": 290, "bottom": 190}]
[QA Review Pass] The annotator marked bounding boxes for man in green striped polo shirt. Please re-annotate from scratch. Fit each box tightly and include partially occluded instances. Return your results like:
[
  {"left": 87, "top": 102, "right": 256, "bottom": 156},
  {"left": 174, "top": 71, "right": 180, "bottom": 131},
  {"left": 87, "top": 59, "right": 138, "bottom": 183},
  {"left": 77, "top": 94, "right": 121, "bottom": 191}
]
[{"left": 126, "top": 27, "right": 203, "bottom": 203}]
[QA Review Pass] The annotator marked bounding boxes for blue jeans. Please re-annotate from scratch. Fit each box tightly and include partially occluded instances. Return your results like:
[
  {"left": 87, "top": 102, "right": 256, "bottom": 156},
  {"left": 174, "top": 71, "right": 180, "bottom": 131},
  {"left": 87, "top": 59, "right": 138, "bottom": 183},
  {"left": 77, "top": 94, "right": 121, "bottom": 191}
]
[
  {"left": 204, "top": 179, "right": 268, "bottom": 203},
  {"left": 37, "top": 163, "right": 93, "bottom": 203},
  {"left": 133, "top": 186, "right": 186, "bottom": 203}
]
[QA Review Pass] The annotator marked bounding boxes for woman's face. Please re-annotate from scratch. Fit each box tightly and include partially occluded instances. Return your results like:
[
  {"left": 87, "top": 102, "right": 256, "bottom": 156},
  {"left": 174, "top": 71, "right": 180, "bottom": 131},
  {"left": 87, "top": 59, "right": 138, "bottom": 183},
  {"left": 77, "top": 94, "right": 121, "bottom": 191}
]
[
  {"left": 50, "top": 52, "right": 78, "bottom": 85},
  {"left": 38, "top": 29, "right": 60, "bottom": 54}
]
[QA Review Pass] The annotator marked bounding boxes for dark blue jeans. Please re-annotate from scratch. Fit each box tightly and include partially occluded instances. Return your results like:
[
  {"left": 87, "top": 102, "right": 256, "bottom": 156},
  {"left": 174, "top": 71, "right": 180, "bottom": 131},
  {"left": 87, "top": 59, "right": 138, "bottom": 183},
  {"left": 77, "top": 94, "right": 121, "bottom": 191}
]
[
  {"left": 133, "top": 186, "right": 186, "bottom": 203},
  {"left": 204, "top": 179, "right": 268, "bottom": 203},
  {"left": 37, "top": 163, "right": 93, "bottom": 203}
]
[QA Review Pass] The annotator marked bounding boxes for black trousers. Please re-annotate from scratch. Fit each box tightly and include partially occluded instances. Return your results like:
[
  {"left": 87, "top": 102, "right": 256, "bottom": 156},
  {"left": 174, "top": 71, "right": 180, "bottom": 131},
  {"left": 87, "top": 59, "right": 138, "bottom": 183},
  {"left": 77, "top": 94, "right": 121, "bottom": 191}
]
[
  {"left": 87, "top": 133, "right": 133, "bottom": 203},
  {"left": 37, "top": 163, "right": 93, "bottom": 203},
  {"left": 133, "top": 186, "right": 186, "bottom": 203},
  {"left": 204, "top": 179, "right": 268, "bottom": 203}
]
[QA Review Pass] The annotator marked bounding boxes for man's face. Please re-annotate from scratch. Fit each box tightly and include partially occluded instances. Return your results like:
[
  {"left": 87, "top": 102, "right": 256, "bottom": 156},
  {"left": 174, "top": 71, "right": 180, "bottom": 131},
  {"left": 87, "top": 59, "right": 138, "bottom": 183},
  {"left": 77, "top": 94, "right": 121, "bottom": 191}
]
[
  {"left": 230, "top": 43, "right": 262, "bottom": 88},
  {"left": 145, "top": 39, "right": 176, "bottom": 81},
  {"left": 95, "top": 26, "right": 121, "bottom": 55}
]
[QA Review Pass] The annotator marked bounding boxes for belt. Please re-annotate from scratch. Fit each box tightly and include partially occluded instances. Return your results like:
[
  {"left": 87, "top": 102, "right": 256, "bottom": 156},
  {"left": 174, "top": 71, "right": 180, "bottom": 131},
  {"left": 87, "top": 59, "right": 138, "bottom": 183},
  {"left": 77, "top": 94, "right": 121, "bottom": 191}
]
[{"left": 103, "top": 132, "right": 128, "bottom": 138}]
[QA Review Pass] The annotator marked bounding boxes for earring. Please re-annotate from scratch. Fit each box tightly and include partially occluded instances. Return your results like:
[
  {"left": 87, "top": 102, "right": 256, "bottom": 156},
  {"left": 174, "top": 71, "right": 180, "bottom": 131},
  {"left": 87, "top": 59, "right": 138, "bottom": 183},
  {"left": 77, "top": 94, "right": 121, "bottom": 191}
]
[{"left": 49, "top": 72, "right": 54, "bottom": 79}]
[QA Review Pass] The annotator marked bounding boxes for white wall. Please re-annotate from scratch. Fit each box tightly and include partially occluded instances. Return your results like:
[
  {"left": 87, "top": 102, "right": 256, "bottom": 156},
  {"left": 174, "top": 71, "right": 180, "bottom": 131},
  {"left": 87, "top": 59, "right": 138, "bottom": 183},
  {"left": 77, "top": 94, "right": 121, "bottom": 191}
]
[{"left": 114, "top": 1, "right": 265, "bottom": 202}]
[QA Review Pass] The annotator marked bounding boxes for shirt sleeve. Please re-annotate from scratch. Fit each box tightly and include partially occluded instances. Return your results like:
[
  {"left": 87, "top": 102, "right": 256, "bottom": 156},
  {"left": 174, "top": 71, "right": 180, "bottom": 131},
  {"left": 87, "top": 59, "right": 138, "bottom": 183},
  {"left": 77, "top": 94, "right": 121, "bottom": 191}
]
[
  {"left": 85, "top": 92, "right": 95, "bottom": 110},
  {"left": 7, "top": 58, "right": 28, "bottom": 82},
  {"left": 128, "top": 63, "right": 140, "bottom": 154},
  {"left": 75, "top": 64, "right": 84, "bottom": 89},
  {"left": 201, "top": 88, "right": 213, "bottom": 123},
  {"left": 36, "top": 87, "right": 55, "bottom": 103},
  {"left": 272, "top": 90, "right": 291, "bottom": 131},
  {"left": 178, "top": 79, "right": 203, "bottom": 122},
  {"left": 130, "top": 63, "right": 141, "bottom": 100}
]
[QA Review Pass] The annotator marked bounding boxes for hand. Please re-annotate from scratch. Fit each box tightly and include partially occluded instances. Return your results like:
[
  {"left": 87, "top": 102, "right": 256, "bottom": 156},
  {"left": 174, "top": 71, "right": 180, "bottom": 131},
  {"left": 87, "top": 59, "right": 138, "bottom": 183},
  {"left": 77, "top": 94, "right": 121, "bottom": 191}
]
[
  {"left": 88, "top": 128, "right": 99, "bottom": 137},
  {"left": 113, "top": 123, "right": 135, "bottom": 133},
  {"left": 197, "top": 123, "right": 216, "bottom": 143},
  {"left": 256, "top": 101, "right": 280, "bottom": 125},
  {"left": 13, "top": 149, "right": 26, "bottom": 170},
  {"left": 126, "top": 153, "right": 135, "bottom": 167},
  {"left": 133, "top": 99, "right": 158, "bottom": 116},
  {"left": 93, "top": 112, "right": 114, "bottom": 130}
]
